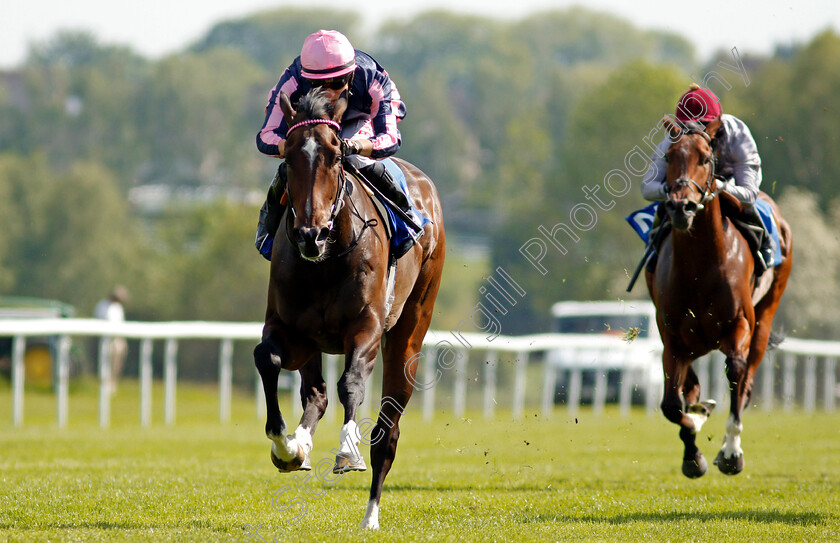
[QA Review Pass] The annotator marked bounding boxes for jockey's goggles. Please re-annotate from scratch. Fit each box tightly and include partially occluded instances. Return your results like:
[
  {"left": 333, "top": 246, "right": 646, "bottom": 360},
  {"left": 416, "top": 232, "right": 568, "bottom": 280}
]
[{"left": 305, "top": 74, "right": 352, "bottom": 91}]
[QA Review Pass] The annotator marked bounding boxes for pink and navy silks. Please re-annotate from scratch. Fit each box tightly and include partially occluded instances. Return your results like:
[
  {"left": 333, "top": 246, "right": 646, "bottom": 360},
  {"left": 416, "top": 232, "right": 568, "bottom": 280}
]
[{"left": 257, "top": 50, "right": 405, "bottom": 159}]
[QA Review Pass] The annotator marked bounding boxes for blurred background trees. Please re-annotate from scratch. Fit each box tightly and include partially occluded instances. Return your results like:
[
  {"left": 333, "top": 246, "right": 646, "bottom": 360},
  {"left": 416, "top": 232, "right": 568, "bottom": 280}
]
[{"left": 2, "top": 8, "right": 839, "bottom": 381}]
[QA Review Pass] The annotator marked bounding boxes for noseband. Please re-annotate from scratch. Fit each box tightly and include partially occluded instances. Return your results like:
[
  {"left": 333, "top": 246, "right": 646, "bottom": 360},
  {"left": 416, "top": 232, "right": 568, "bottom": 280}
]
[{"left": 665, "top": 129, "right": 718, "bottom": 208}]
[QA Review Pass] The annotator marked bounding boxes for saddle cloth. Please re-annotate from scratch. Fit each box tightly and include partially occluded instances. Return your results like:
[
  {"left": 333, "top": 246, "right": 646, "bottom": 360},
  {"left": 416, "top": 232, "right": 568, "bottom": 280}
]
[
  {"left": 625, "top": 199, "right": 782, "bottom": 268},
  {"left": 362, "top": 158, "right": 431, "bottom": 257}
]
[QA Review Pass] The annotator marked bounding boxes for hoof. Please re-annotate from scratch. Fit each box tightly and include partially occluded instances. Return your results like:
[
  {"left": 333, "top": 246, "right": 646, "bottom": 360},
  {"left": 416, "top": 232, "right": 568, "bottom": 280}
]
[
  {"left": 270, "top": 442, "right": 307, "bottom": 473},
  {"left": 682, "top": 453, "right": 708, "bottom": 479},
  {"left": 714, "top": 450, "right": 744, "bottom": 475},
  {"left": 300, "top": 453, "right": 311, "bottom": 471},
  {"left": 333, "top": 451, "right": 366, "bottom": 474}
]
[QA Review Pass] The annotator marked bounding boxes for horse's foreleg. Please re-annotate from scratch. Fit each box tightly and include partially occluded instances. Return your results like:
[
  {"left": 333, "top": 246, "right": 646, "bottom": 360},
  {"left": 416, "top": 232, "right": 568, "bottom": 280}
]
[
  {"left": 254, "top": 338, "right": 306, "bottom": 472},
  {"left": 335, "top": 328, "right": 381, "bottom": 475},
  {"left": 716, "top": 315, "right": 753, "bottom": 475},
  {"left": 289, "top": 354, "right": 329, "bottom": 471},
  {"left": 661, "top": 346, "right": 708, "bottom": 478}
]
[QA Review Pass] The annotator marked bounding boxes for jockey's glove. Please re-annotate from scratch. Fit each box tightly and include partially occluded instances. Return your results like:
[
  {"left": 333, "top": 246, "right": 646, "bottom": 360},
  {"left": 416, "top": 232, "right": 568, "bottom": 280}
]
[
  {"left": 341, "top": 138, "right": 362, "bottom": 156},
  {"left": 715, "top": 177, "right": 736, "bottom": 192}
]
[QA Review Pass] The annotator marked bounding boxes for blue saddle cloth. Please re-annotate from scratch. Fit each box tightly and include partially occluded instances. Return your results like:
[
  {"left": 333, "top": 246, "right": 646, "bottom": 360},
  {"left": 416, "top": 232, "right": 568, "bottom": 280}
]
[
  {"left": 378, "top": 158, "right": 431, "bottom": 254},
  {"left": 625, "top": 200, "right": 782, "bottom": 267}
]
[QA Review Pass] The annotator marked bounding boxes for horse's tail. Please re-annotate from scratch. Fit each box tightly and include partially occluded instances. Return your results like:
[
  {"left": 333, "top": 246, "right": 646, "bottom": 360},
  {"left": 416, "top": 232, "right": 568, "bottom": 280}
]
[{"left": 767, "top": 328, "right": 786, "bottom": 350}]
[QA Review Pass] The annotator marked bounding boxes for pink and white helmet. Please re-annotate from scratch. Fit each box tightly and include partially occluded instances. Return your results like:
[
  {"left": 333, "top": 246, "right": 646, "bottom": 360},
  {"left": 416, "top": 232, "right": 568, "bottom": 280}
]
[{"left": 300, "top": 30, "right": 356, "bottom": 80}]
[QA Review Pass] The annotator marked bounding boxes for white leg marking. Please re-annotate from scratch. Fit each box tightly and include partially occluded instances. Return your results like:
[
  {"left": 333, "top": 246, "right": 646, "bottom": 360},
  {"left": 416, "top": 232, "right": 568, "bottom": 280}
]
[
  {"left": 361, "top": 499, "right": 380, "bottom": 529},
  {"left": 294, "top": 425, "right": 313, "bottom": 455},
  {"left": 339, "top": 420, "right": 361, "bottom": 456},
  {"left": 268, "top": 425, "right": 311, "bottom": 461},
  {"left": 270, "top": 439, "right": 296, "bottom": 462},
  {"left": 721, "top": 413, "right": 743, "bottom": 458},
  {"left": 684, "top": 412, "right": 709, "bottom": 433}
]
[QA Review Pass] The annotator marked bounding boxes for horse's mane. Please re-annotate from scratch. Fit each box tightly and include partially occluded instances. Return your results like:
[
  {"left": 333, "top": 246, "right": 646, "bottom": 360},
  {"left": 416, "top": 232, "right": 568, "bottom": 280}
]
[{"left": 295, "top": 88, "right": 334, "bottom": 120}]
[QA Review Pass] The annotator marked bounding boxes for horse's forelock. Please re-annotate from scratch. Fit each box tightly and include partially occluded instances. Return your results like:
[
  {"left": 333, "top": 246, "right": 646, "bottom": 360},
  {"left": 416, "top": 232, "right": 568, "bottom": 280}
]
[{"left": 295, "top": 88, "right": 334, "bottom": 120}]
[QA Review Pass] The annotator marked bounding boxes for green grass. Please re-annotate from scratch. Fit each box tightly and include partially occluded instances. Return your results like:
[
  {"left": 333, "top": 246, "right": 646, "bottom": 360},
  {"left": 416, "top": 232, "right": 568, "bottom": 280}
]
[{"left": 1, "top": 379, "right": 839, "bottom": 542}]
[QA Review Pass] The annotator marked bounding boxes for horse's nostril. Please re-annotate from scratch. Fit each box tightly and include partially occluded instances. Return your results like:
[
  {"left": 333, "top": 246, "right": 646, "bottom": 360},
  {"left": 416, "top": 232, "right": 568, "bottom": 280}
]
[
  {"left": 316, "top": 227, "right": 330, "bottom": 242},
  {"left": 684, "top": 202, "right": 698, "bottom": 213},
  {"left": 296, "top": 227, "right": 316, "bottom": 245}
]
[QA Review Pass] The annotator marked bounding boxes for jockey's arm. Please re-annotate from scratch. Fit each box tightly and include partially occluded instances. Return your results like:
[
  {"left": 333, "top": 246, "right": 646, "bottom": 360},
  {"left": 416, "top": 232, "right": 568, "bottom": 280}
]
[
  {"left": 257, "top": 69, "right": 296, "bottom": 158},
  {"left": 718, "top": 118, "right": 761, "bottom": 205},
  {"left": 640, "top": 138, "right": 670, "bottom": 201}
]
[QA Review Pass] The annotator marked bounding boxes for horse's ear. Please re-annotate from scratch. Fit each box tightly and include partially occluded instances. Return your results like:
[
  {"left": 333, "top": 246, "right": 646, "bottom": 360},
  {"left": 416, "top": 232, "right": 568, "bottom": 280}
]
[
  {"left": 331, "top": 91, "right": 348, "bottom": 122},
  {"left": 705, "top": 116, "right": 723, "bottom": 140},
  {"left": 278, "top": 91, "right": 295, "bottom": 121},
  {"left": 662, "top": 116, "right": 681, "bottom": 140}
]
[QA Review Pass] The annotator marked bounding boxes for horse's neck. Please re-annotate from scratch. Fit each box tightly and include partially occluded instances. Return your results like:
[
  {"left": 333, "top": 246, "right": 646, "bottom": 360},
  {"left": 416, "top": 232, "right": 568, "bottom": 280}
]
[{"left": 672, "top": 197, "right": 729, "bottom": 262}]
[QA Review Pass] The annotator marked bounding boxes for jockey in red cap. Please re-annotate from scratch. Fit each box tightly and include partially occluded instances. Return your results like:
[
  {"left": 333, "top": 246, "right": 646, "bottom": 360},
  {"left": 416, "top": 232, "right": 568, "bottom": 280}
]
[
  {"left": 639, "top": 84, "right": 774, "bottom": 275},
  {"left": 254, "top": 29, "right": 408, "bottom": 260},
  {"left": 643, "top": 83, "right": 761, "bottom": 206}
]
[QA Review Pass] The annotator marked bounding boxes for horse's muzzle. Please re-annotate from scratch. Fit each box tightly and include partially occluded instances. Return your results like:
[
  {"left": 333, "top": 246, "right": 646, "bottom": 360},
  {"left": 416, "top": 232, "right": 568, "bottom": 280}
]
[
  {"left": 295, "top": 225, "right": 330, "bottom": 259},
  {"left": 664, "top": 199, "right": 698, "bottom": 231}
]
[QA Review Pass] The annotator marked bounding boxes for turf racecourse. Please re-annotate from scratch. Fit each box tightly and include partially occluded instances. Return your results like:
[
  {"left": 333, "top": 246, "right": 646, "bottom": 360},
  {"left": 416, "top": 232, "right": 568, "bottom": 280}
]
[{"left": 1, "top": 380, "right": 838, "bottom": 542}]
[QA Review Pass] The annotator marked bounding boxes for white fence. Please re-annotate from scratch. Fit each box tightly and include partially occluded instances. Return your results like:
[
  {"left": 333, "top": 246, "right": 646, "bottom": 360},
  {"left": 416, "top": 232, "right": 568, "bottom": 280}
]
[{"left": 1, "top": 319, "right": 838, "bottom": 427}]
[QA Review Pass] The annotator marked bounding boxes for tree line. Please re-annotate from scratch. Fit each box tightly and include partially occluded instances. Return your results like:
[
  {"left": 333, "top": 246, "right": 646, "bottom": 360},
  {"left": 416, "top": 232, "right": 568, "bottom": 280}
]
[{"left": 1, "top": 8, "right": 839, "bottom": 380}]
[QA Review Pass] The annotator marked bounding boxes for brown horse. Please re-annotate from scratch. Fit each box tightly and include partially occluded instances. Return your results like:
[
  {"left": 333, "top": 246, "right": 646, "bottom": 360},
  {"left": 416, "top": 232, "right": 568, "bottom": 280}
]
[
  {"left": 645, "top": 116, "right": 792, "bottom": 478},
  {"left": 253, "top": 88, "right": 445, "bottom": 528}
]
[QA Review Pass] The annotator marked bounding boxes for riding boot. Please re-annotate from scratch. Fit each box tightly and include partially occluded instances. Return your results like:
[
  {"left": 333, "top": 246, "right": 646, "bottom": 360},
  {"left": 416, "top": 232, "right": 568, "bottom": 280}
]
[
  {"left": 645, "top": 203, "right": 669, "bottom": 273},
  {"left": 354, "top": 158, "right": 412, "bottom": 215},
  {"left": 727, "top": 205, "right": 770, "bottom": 276},
  {"left": 254, "top": 162, "right": 288, "bottom": 261},
  {"left": 744, "top": 205, "right": 773, "bottom": 276}
]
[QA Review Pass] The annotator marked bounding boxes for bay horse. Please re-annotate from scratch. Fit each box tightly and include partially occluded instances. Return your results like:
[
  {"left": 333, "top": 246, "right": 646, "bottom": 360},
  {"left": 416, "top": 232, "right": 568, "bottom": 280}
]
[
  {"left": 253, "top": 88, "right": 445, "bottom": 528},
  {"left": 645, "top": 116, "right": 793, "bottom": 478}
]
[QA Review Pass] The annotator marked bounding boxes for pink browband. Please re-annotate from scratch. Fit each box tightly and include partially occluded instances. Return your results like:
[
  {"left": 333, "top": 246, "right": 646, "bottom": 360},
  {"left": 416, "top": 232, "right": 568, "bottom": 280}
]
[{"left": 286, "top": 119, "right": 341, "bottom": 138}]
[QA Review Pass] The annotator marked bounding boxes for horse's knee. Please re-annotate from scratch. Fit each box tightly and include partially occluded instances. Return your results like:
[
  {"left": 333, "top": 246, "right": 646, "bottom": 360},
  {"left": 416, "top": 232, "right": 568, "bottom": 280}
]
[
  {"left": 254, "top": 342, "right": 281, "bottom": 372},
  {"left": 338, "top": 373, "right": 366, "bottom": 406},
  {"left": 661, "top": 399, "right": 683, "bottom": 425},
  {"left": 725, "top": 355, "right": 748, "bottom": 382}
]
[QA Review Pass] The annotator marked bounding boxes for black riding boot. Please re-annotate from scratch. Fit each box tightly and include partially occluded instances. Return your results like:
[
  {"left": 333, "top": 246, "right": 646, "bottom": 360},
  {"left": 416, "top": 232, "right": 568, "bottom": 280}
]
[
  {"left": 254, "top": 163, "right": 287, "bottom": 261},
  {"left": 347, "top": 156, "right": 412, "bottom": 214},
  {"left": 645, "top": 203, "right": 670, "bottom": 273},
  {"left": 741, "top": 206, "right": 773, "bottom": 276}
]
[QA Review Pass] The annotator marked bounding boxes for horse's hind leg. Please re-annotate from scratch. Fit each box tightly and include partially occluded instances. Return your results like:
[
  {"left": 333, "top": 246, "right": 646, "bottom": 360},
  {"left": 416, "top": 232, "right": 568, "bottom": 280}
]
[
  {"left": 715, "top": 315, "right": 754, "bottom": 475},
  {"left": 360, "top": 259, "right": 443, "bottom": 529},
  {"left": 360, "top": 316, "right": 427, "bottom": 529}
]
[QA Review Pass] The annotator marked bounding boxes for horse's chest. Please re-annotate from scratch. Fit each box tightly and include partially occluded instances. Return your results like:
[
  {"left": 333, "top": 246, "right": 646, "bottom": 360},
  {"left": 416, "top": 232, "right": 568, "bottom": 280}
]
[{"left": 277, "top": 271, "right": 384, "bottom": 341}]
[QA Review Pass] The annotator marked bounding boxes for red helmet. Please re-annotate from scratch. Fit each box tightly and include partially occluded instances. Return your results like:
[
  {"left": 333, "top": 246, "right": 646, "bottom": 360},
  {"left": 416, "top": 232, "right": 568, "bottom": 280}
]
[
  {"left": 675, "top": 86, "right": 722, "bottom": 122},
  {"left": 300, "top": 30, "right": 356, "bottom": 80}
]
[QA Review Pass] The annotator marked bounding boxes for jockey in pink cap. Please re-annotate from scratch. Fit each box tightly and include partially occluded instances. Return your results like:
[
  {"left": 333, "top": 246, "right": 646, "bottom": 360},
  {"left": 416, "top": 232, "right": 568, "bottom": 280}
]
[
  {"left": 254, "top": 29, "right": 407, "bottom": 260},
  {"left": 639, "top": 83, "right": 773, "bottom": 275}
]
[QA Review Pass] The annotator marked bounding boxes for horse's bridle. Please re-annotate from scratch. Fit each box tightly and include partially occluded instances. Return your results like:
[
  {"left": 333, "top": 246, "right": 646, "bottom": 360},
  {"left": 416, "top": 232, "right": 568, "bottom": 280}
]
[
  {"left": 665, "top": 128, "right": 719, "bottom": 209},
  {"left": 282, "top": 119, "right": 375, "bottom": 257}
]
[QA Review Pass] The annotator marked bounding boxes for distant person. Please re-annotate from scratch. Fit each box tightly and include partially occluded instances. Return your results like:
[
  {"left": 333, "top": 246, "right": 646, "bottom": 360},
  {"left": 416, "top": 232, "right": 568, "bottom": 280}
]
[
  {"left": 254, "top": 29, "right": 409, "bottom": 260},
  {"left": 94, "top": 286, "right": 128, "bottom": 395}
]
